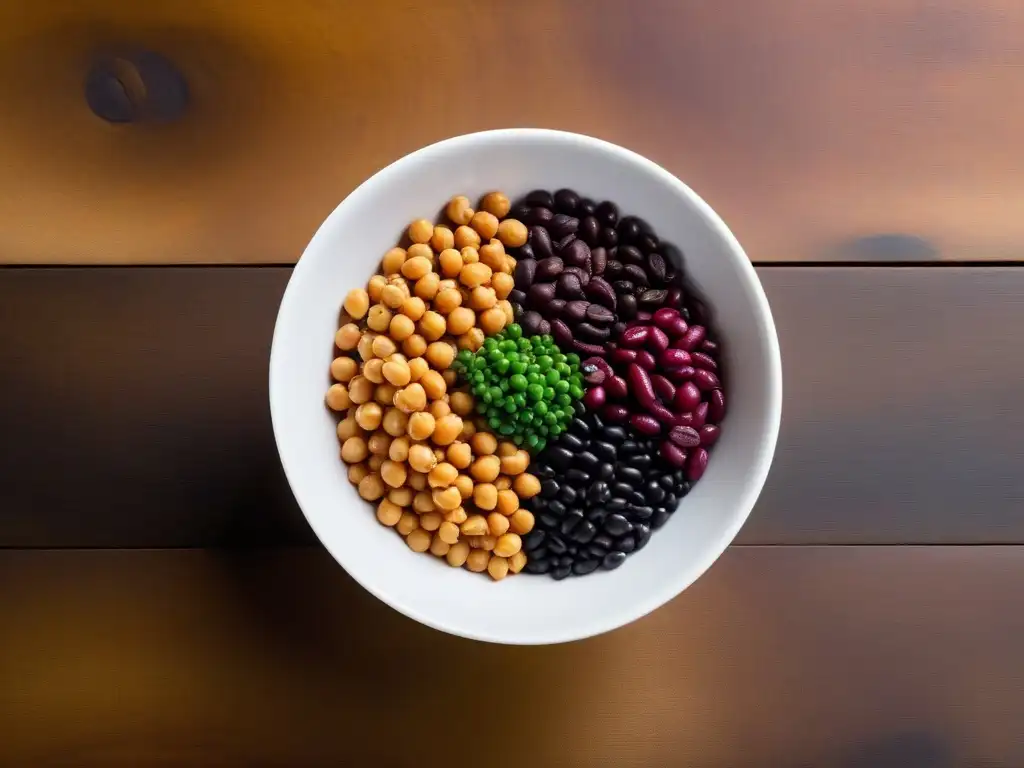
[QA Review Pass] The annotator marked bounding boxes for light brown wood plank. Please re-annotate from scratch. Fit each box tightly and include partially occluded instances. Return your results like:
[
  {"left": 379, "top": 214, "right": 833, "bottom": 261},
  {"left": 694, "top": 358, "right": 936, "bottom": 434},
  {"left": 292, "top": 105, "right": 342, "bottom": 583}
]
[
  {"left": 0, "top": 0, "right": 1021, "bottom": 264},
  {"left": 2, "top": 546, "right": 1023, "bottom": 766},
  {"left": 2, "top": 266, "right": 1022, "bottom": 546}
]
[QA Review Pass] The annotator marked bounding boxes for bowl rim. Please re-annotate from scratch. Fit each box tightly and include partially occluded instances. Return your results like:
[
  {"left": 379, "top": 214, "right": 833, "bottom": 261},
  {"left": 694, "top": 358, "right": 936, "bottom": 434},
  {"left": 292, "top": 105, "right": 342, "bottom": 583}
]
[{"left": 269, "top": 128, "right": 783, "bottom": 643}]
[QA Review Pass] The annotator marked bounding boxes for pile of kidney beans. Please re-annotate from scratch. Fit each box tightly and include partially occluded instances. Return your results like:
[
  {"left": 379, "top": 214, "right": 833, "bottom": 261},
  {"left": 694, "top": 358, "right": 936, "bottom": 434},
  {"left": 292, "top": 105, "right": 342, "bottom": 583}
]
[{"left": 504, "top": 188, "right": 726, "bottom": 578}]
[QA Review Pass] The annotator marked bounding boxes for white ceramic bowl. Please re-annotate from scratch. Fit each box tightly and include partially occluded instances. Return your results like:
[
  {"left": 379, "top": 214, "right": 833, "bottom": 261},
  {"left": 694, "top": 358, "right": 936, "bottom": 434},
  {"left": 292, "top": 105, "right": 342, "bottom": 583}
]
[{"left": 270, "top": 129, "right": 782, "bottom": 644}]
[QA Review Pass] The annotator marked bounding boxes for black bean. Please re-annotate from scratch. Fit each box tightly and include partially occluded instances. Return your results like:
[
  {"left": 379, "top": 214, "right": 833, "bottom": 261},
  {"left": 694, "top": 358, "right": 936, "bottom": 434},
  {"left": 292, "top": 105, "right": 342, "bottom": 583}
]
[
  {"left": 524, "top": 206, "right": 554, "bottom": 227},
  {"left": 514, "top": 258, "right": 537, "bottom": 289},
  {"left": 548, "top": 447, "right": 573, "bottom": 471},
  {"left": 586, "top": 506, "right": 609, "bottom": 524},
  {"left": 538, "top": 511, "right": 559, "bottom": 528},
  {"left": 547, "top": 533, "right": 568, "bottom": 554},
  {"left": 600, "top": 226, "right": 619, "bottom": 248},
  {"left": 596, "top": 201, "right": 619, "bottom": 226},
  {"left": 513, "top": 302, "right": 524, "bottom": 322},
  {"left": 602, "top": 551, "right": 627, "bottom": 570},
  {"left": 528, "top": 282, "right": 557, "bottom": 307},
  {"left": 516, "top": 242, "right": 536, "bottom": 261},
  {"left": 579, "top": 216, "right": 600, "bottom": 247},
  {"left": 543, "top": 298, "right": 564, "bottom": 318},
  {"left": 602, "top": 425, "right": 628, "bottom": 443},
  {"left": 647, "top": 252, "right": 667, "bottom": 283},
  {"left": 629, "top": 454, "right": 653, "bottom": 471},
  {"left": 560, "top": 432, "right": 584, "bottom": 452},
  {"left": 663, "top": 492, "right": 678, "bottom": 509},
  {"left": 592, "top": 441, "right": 616, "bottom": 462},
  {"left": 509, "top": 289, "right": 527, "bottom": 306},
  {"left": 541, "top": 479, "right": 562, "bottom": 499},
  {"left": 618, "top": 466, "right": 644, "bottom": 486},
  {"left": 660, "top": 474, "right": 676, "bottom": 490},
  {"left": 639, "top": 233, "right": 659, "bottom": 254},
  {"left": 613, "top": 280, "right": 635, "bottom": 295},
  {"left": 563, "top": 238, "right": 591, "bottom": 268},
  {"left": 623, "top": 264, "right": 649, "bottom": 286},
  {"left": 619, "top": 440, "right": 640, "bottom": 455},
  {"left": 588, "top": 543, "right": 609, "bottom": 558},
  {"left": 549, "top": 214, "right": 579, "bottom": 239},
  {"left": 604, "top": 513, "right": 633, "bottom": 537},
  {"left": 579, "top": 197, "right": 597, "bottom": 216},
  {"left": 585, "top": 304, "right": 615, "bottom": 324},
  {"left": 560, "top": 510, "right": 584, "bottom": 536},
  {"left": 575, "top": 451, "right": 600, "bottom": 471},
  {"left": 573, "top": 559, "right": 600, "bottom": 576},
  {"left": 618, "top": 245, "right": 644, "bottom": 265},
  {"left": 564, "top": 266, "right": 590, "bottom": 288},
  {"left": 603, "top": 259, "right": 623, "bottom": 279},
  {"left": 521, "top": 310, "right": 544, "bottom": 336},
  {"left": 563, "top": 300, "right": 589, "bottom": 322},
  {"left": 551, "top": 319, "right": 573, "bottom": 347},
  {"left": 612, "top": 321, "right": 627, "bottom": 336},
  {"left": 547, "top": 499, "right": 567, "bottom": 516},
  {"left": 551, "top": 565, "right": 571, "bottom": 580},
  {"left": 525, "top": 558, "right": 552, "bottom": 574},
  {"left": 557, "top": 485, "right": 578, "bottom": 505},
  {"left": 607, "top": 497, "right": 627, "bottom": 511},
  {"left": 530, "top": 226, "right": 554, "bottom": 260},
  {"left": 599, "top": 463, "right": 615, "bottom": 480},
  {"left": 509, "top": 203, "right": 531, "bottom": 221},
  {"left": 566, "top": 468, "right": 590, "bottom": 484},
  {"left": 569, "top": 417, "right": 591, "bottom": 437},
  {"left": 576, "top": 322, "right": 609, "bottom": 341},
  {"left": 534, "top": 255, "right": 563, "bottom": 281},
  {"left": 645, "top": 481, "right": 666, "bottom": 504},
  {"left": 631, "top": 505, "right": 654, "bottom": 521},
  {"left": 556, "top": 272, "right": 583, "bottom": 299},
  {"left": 572, "top": 519, "right": 597, "bottom": 544},
  {"left": 559, "top": 554, "right": 575, "bottom": 566},
  {"left": 617, "top": 534, "right": 636, "bottom": 554},
  {"left": 634, "top": 523, "right": 652, "bottom": 550},
  {"left": 678, "top": 480, "right": 692, "bottom": 497},
  {"left": 591, "top": 412, "right": 605, "bottom": 430},
  {"left": 556, "top": 233, "right": 577, "bottom": 253},
  {"left": 587, "top": 481, "right": 611, "bottom": 503},
  {"left": 525, "top": 189, "right": 554, "bottom": 208},
  {"left": 638, "top": 289, "right": 668, "bottom": 308},
  {"left": 554, "top": 188, "right": 580, "bottom": 214},
  {"left": 590, "top": 246, "right": 608, "bottom": 276},
  {"left": 612, "top": 482, "right": 633, "bottom": 497},
  {"left": 628, "top": 490, "right": 646, "bottom": 506},
  {"left": 617, "top": 216, "right": 642, "bottom": 243},
  {"left": 523, "top": 530, "right": 547, "bottom": 551},
  {"left": 652, "top": 509, "right": 671, "bottom": 529}
]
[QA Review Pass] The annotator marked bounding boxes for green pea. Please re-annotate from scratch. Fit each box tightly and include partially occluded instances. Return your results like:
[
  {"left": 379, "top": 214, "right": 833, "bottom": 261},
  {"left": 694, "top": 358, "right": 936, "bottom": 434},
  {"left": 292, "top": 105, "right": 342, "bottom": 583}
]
[
  {"left": 499, "top": 378, "right": 510, "bottom": 392},
  {"left": 499, "top": 423, "right": 515, "bottom": 435},
  {"left": 495, "top": 358, "right": 510, "bottom": 374},
  {"left": 510, "top": 361, "right": 527, "bottom": 375},
  {"left": 488, "top": 416, "right": 502, "bottom": 430},
  {"left": 472, "top": 371, "right": 485, "bottom": 384},
  {"left": 569, "top": 385, "right": 584, "bottom": 399},
  {"left": 544, "top": 386, "right": 555, "bottom": 400},
  {"left": 487, "top": 349, "right": 502, "bottom": 363},
  {"left": 482, "top": 391, "right": 493, "bottom": 404},
  {"left": 556, "top": 362, "right": 571, "bottom": 376},
  {"left": 504, "top": 399, "right": 517, "bottom": 413},
  {"left": 519, "top": 411, "right": 534, "bottom": 424},
  {"left": 565, "top": 404, "right": 576, "bottom": 417},
  {"left": 544, "top": 369, "right": 560, "bottom": 386},
  {"left": 537, "top": 355, "right": 553, "bottom": 372},
  {"left": 526, "top": 372, "right": 541, "bottom": 386},
  {"left": 543, "top": 412, "right": 557, "bottom": 426},
  {"left": 510, "top": 374, "right": 528, "bottom": 391},
  {"left": 527, "top": 383, "right": 544, "bottom": 401},
  {"left": 549, "top": 423, "right": 564, "bottom": 436},
  {"left": 476, "top": 401, "right": 488, "bottom": 415},
  {"left": 514, "top": 393, "right": 527, "bottom": 407},
  {"left": 535, "top": 438, "right": 547, "bottom": 452},
  {"left": 535, "top": 401, "right": 549, "bottom": 416},
  {"left": 538, "top": 424, "right": 549, "bottom": 436},
  {"left": 554, "top": 379, "right": 570, "bottom": 394},
  {"left": 518, "top": 338, "right": 531, "bottom": 350},
  {"left": 555, "top": 393, "right": 571, "bottom": 406},
  {"left": 506, "top": 351, "right": 519, "bottom": 363},
  {"left": 553, "top": 353, "right": 566, "bottom": 364},
  {"left": 504, "top": 323, "right": 520, "bottom": 339},
  {"left": 512, "top": 434, "right": 524, "bottom": 446}
]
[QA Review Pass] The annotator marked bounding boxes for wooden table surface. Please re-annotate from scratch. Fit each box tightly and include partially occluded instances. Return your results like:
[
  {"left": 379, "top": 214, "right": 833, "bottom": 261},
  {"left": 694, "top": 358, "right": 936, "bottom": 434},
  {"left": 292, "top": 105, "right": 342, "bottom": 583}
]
[{"left": 2, "top": 2, "right": 1024, "bottom": 766}]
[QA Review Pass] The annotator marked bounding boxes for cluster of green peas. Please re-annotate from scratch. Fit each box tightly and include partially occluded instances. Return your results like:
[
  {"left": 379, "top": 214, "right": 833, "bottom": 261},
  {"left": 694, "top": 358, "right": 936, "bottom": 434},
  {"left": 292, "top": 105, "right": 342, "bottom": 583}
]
[{"left": 453, "top": 324, "right": 584, "bottom": 453}]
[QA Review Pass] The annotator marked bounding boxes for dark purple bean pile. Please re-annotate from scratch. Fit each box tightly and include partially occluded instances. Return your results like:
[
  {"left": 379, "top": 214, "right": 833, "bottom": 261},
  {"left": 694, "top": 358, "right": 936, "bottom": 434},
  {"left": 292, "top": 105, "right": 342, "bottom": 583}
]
[
  {"left": 506, "top": 189, "right": 685, "bottom": 359},
  {"left": 521, "top": 407, "right": 691, "bottom": 579}
]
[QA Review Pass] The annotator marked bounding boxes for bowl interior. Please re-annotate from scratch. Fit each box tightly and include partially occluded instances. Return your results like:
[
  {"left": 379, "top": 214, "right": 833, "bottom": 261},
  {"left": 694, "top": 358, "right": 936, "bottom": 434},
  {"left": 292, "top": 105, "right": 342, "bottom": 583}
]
[{"left": 270, "top": 130, "right": 781, "bottom": 644}]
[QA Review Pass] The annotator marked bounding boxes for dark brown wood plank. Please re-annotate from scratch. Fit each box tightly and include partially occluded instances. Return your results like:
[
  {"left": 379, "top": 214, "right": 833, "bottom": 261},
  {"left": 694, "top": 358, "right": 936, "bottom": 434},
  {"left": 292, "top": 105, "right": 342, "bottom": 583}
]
[
  {"left": 1, "top": 266, "right": 1021, "bottom": 547},
  {"left": 2, "top": 546, "right": 1023, "bottom": 766},
  {"left": 1, "top": 0, "right": 1022, "bottom": 263}
]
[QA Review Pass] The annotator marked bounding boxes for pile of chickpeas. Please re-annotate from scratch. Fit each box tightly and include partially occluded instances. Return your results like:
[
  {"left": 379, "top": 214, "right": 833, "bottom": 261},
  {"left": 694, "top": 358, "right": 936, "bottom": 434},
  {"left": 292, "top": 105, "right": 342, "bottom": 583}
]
[{"left": 326, "top": 192, "right": 541, "bottom": 580}]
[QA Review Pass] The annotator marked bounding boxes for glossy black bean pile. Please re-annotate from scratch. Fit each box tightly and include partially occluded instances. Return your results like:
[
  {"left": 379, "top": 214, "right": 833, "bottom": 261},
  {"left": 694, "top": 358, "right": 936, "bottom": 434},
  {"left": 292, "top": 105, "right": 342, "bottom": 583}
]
[{"left": 522, "top": 408, "right": 691, "bottom": 579}]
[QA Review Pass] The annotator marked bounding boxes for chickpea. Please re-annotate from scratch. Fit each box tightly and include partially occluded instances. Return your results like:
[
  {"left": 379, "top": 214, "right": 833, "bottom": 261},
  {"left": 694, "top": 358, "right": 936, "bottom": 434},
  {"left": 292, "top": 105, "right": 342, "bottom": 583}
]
[
  {"left": 495, "top": 489, "right": 520, "bottom": 516},
  {"left": 418, "top": 311, "right": 447, "bottom": 341},
  {"left": 357, "top": 332, "right": 376, "bottom": 361},
  {"left": 494, "top": 475, "right": 512, "bottom": 491},
  {"left": 374, "top": 382, "right": 397, "bottom": 406},
  {"left": 480, "top": 191, "right": 511, "bottom": 219},
  {"left": 408, "top": 442, "right": 437, "bottom": 473},
  {"left": 335, "top": 323, "right": 361, "bottom": 351},
  {"left": 414, "top": 272, "right": 440, "bottom": 300},
  {"left": 474, "top": 534, "right": 497, "bottom": 551},
  {"left": 346, "top": 376, "right": 371, "bottom": 405},
  {"left": 366, "top": 304, "right": 391, "bottom": 333},
  {"left": 460, "top": 514, "right": 488, "bottom": 536},
  {"left": 406, "top": 527, "right": 432, "bottom": 553},
  {"left": 478, "top": 239, "right": 505, "bottom": 271},
  {"left": 454, "top": 225, "right": 481, "bottom": 250},
  {"left": 458, "top": 328, "right": 485, "bottom": 351},
  {"left": 419, "top": 512, "right": 442, "bottom": 532},
  {"left": 440, "top": 393, "right": 468, "bottom": 420},
  {"left": 376, "top": 499, "right": 402, "bottom": 527},
  {"left": 368, "top": 274, "right": 387, "bottom": 302},
  {"left": 397, "top": 511, "right": 419, "bottom": 536},
  {"left": 487, "top": 511, "right": 510, "bottom": 536},
  {"left": 498, "top": 255, "right": 515, "bottom": 275},
  {"left": 490, "top": 272, "right": 514, "bottom": 300},
  {"left": 478, "top": 307, "right": 507, "bottom": 335},
  {"left": 406, "top": 218, "right": 432, "bottom": 244},
  {"left": 368, "top": 454, "right": 384, "bottom": 472},
  {"left": 413, "top": 490, "right": 435, "bottom": 513},
  {"left": 460, "top": 246, "right": 479, "bottom": 264},
  {"left": 408, "top": 470, "right": 428, "bottom": 490},
  {"left": 454, "top": 473, "right": 474, "bottom": 500},
  {"left": 348, "top": 462, "right": 370, "bottom": 485},
  {"left": 497, "top": 441, "right": 518, "bottom": 458},
  {"left": 487, "top": 555, "right": 509, "bottom": 581},
  {"left": 385, "top": 313, "right": 413, "bottom": 342},
  {"left": 389, "top": 435, "right": 411, "bottom": 462},
  {"left": 508, "top": 550, "right": 527, "bottom": 574},
  {"left": 459, "top": 262, "right": 492, "bottom": 289},
  {"left": 358, "top": 472, "right": 386, "bottom": 501},
  {"left": 471, "top": 432, "right": 498, "bottom": 456},
  {"left": 473, "top": 483, "right": 498, "bottom": 510},
  {"left": 340, "top": 436, "right": 368, "bottom": 463},
  {"left": 470, "top": 210, "right": 499, "bottom": 240},
  {"left": 399, "top": 295, "right": 425, "bottom": 321},
  {"left": 388, "top": 486, "right": 413, "bottom": 507},
  {"left": 433, "top": 447, "right": 447, "bottom": 463},
  {"left": 434, "top": 287, "right": 462, "bottom": 315},
  {"left": 325, "top": 383, "right": 350, "bottom": 411},
  {"left": 500, "top": 449, "right": 530, "bottom": 476},
  {"left": 418, "top": 371, "right": 446, "bottom": 401},
  {"left": 446, "top": 442, "right": 472, "bottom": 469},
  {"left": 468, "top": 286, "right": 497, "bottom": 311},
  {"left": 406, "top": 243, "right": 433, "bottom": 265},
  {"left": 363, "top": 358, "right": 384, "bottom": 384},
  {"left": 431, "top": 414, "right": 463, "bottom": 446},
  {"left": 509, "top": 508, "right": 534, "bottom": 535},
  {"left": 337, "top": 416, "right": 360, "bottom": 441},
  {"left": 428, "top": 461, "right": 458, "bottom": 488},
  {"left": 401, "top": 256, "right": 432, "bottom": 281},
  {"left": 380, "top": 359, "right": 410, "bottom": 387},
  {"left": 372, "top": 335, "right": 397, "bottom": 359},
  {"left": 407, "top": 411, "right": 436, "bottom": 441},
  {"left": 439, "top": 248, "right": 463, "bottom": 278},
  {"left": 438, "top": 521, "right": 460, "bottom": 545},
  {"left": 354, "top": 402, "right": 382, "bottom": 431},
  {"left": 432, "top": 486, "right": 462, "bottom": 511},
  {"left": 418, "top": 343, "right": 452, "bottom": 373},
  {"left": 402, "top": 333, "right": 428, "bottom": 358},
  {"left": 428, "top": 401, "right": 450, "bottom": 422},
  {"left": 343, "top": 288, "right": 369, "bottom": 320},
  {"left": 446, "top": 195, "right": 474, "bottom": 226},
  {"left": 496, "top": 218, "right": 528, "bottom": 247},
  {"left": 380, "top": 459, "right": 407, "bottom": 488},
  {"left": 465, "top": 549, "right": 490, "bottom": 573},
  {"left": 408, "top": 357, "right": 429, "bottom": 382},
  {"left": 394, "top": 382, "right": 427, "bottom": 413},
  {"left": 381, "top": 284, "right": 405, "bottom": 309},
  {"left": 381, "top": 247, "right": 407, "bottom": 275},
  {"left": 367, "top": 431, "right": 392, "bottom": 456},
  {"left": 512, "top": 473, "right": 541, "bottom": 498},
  {"left": 444, "top": 505, "right": 468, "bottom": 524},
  {"left": 445, "top": 307, "right": 475, "bottom": 336},
  {"left": 446, "top": 540, "right": 471, "bottom": 567},
  {"left": 471, "top": 455, "right": 501, "bottom": 483},
  {"left": 498, "top": 299, "right": 514, "bottom": 325},
  {"left": 330, "top": 357, "right": 358, "bottom": 383}
]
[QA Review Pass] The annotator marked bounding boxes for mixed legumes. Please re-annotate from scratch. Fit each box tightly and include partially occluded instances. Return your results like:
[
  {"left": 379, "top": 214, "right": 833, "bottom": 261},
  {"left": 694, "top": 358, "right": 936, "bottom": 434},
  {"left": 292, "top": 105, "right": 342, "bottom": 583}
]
[{"left": 328, "top": 189, "right": 725, "bottom": 579}]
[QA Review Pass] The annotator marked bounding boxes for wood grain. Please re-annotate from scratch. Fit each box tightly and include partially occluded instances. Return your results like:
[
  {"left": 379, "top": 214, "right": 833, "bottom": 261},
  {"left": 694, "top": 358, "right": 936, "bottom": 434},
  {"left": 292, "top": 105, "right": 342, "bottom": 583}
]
[
  {"left": 2, "top": 546, "right": 1023, "bottom": 766},
  {"left": 1, "top": 266, "right": 1021, "bottom": 547},
  {"left": 1, "top": 0, "right": 1022, "bottom": 264}
]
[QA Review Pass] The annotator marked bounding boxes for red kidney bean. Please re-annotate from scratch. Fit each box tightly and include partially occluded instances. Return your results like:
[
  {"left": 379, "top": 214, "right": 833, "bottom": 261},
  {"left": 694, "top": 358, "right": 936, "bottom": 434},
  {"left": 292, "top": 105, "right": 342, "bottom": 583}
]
[
  {"left": 651, "top": 374, "right": 675, "bottom": 402},
  {"left": 624, "top": 264, "right": 650, "bottom": 286},
  {"left": 694, "top": 369, "right": 721, "bottom": 391},
  {"left": 524, "top": 207, "right": 553, "bottom": 227},
  {"left": 686, "top": 448, "right": 709, "bottom": 481},
  {"left": 648, "top": 402, "right": 677, "bottom": 426},
  {"left": 699, "top": 424, "right": 720, "bottom": 447},
  {"left": 692, "top": 402, "right": 709, "bottom": 429},
  {"left": 590, "top": 247, "right": 608, "bottom": 275},
  {"left": 701, "top": 339, "right": 719, "bottom": 354},
  {"left": 660, "top": 348, "right": 691, "bottom": 367},
  {"left": 514, "top": 258, "right": 537, "bottom": 289},
  {"left": 675, "top": 412, "right": 694, "bottom": 428},
  {"left": 652, "top": 308, "right": 679, "bottom": 328},
  {"left": 530, "top": 226, "right": 554, "bottom": 259},
  {"left": 647, "top": 252, "right": 667, "bottom": 283},
  {"left": 528, "top": 282, "right": 556, "bottom": 306},
  {"left": 579, "top": 216, "right": 600, "bottom": 246},
  {"left": 535, "top": 256, "right": 563, "bottom": 281},
  {"left": 708, "top": 390, "right": 726, "bottom": 423},
  {"left": 563, "top": 265, "right": 589, "bottom": 286},
  {"left": 674, "top": 381, "right": 701, "bottom": 412},
  {"left": 636, "top": 311, "right": 653, "bottom": 322},
  {"left": 667, "top": 317, "right": 689, "bottom": 338},
  {"left": 647, "top": 326, "right": 669, "bottom": 354},
  {"left": 521, "top": 310, "right": 545, "bottom": 336},
  {"left": 556, "top": 272, "right": 583, "bottom": 299},
  {"left": 584, "top": 277, "right": 617, "bottom": 309},
  {"left": 620, "top": 325, "right": 649, "bottom": 348},
  {"left": 563, "top": 238, "right": 591, "bottom": 268},
  {"left": 630, "top": 413, "right": 661, "bottom": 435},
  {"left": 602, "top": 404, "right": 630, "bottom": 422},
  {"left": 605, "top": 375, "right": 629, "bottom": 399},
  {"left": 618, "top": 245, "right": 644, "bottom": 264},
  {"left": 669, "top": 425, "right": 701, "bottom": 448},
  {"left": 577, "top": 322, "right": 610, "bottom": 341},
  {"left": 634, "top": 350, "right": 656, "bottom": 371},
  {"left": 550, "top": 213, "right": 579, "bottom": 239},
  {"left": 573, "top": 339, "right": 607, "bottom": 356},
  {"left": 585, "top": 304, "right": 615, "bottom": 324},
  {"left": 627, "top": 363, "right": 657, "bottom": 409},
  {"left": 581, "top": 365, "right": 606, "bottom": 386},
  {"left": 664, "top": 365, "right": 697, "bottom": 383},
  {"left": 678, "top": 325, "right": 706, "bottom": 351},
  {"left": 659, "top": 441, "right": 688, "bottom": 468},
  {"left": 666, "top": 287, "right": 683, "bottom": 307},
  {"left": 583, "top": 386, "right": 606, "bottom": 409},
  {"left": 551, "top": 319, "right": 573, "bottom": 347},
  {"left": 690, "top": 352, "right": 718, "bottom": 371},
  {"left": 610, "top": 348, "right": 638, "bottom": 365},
  {"left": 585, "top": 356, "right": 614, "bottom": 376},
  {"left": 547, "top": 298, "right": 566, "bottom": 317}
]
